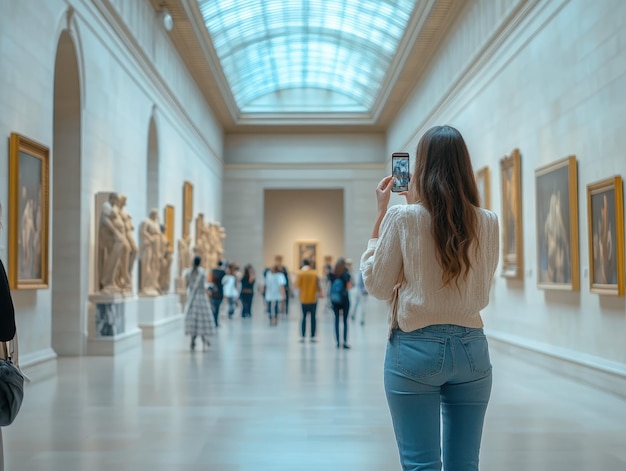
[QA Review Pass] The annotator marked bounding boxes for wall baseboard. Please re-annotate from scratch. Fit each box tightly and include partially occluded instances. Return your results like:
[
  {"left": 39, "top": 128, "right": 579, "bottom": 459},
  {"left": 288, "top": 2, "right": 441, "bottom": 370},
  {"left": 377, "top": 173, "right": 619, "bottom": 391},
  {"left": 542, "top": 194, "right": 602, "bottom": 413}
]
[
  {"left": 21, "top": 348, "right": 58, "bottom": 383},
  {"left": 487, "top": 330, "right": 626, "bottom": 399}
]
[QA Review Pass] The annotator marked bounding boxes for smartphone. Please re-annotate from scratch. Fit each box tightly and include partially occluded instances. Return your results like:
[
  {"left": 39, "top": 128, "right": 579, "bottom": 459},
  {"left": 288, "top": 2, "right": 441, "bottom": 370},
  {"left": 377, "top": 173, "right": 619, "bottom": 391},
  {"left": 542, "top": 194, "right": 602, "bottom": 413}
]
[{"left": 391, "top": 153, "right": 410, "bottom": 192}]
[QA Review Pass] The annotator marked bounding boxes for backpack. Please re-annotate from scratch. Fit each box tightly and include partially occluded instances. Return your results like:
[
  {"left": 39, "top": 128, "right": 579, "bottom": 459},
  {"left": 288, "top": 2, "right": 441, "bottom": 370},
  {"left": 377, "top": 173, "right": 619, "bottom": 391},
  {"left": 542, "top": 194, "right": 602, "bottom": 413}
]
[
  {"left": 211, "top": 269, "right": 224, "bottom": 299},
  {"left": 330, "top": 277, "right": 346, "bottom": 304}
]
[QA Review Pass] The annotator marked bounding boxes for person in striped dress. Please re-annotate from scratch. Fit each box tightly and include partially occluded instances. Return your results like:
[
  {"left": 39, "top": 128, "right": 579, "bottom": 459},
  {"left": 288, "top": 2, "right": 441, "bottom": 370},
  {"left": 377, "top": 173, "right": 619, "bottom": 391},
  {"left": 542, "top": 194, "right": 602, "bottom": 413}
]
[{"left": 184, "top": 256, "right": 215, "bottom": 350}]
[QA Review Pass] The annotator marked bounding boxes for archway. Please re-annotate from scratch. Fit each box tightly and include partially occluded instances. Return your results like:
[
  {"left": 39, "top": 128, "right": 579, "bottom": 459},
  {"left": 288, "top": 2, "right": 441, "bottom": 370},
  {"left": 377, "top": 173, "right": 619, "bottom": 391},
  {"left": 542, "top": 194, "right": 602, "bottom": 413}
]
[{"left": 52, "top": 30, "right": 83, "bottom": 355}]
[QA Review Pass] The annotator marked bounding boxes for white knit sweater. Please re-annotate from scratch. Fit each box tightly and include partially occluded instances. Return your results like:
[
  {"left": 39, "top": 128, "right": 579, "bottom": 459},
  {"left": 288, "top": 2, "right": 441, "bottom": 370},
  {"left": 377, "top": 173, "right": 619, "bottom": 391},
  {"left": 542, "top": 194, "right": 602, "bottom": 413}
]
[{"left": 360, "top": 204, "right": 499, "bottom": 332}]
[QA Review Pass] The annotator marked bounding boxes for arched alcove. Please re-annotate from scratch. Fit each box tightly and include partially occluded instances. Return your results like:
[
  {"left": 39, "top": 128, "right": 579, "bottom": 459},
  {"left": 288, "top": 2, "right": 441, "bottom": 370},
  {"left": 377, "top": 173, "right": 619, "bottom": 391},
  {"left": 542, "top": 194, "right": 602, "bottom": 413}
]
[
  {"left": 52, "top": 30, "right": 83, "bottom": 355},
  {"left": 146, "top": 116, "right": 159, "bottom": 213}
]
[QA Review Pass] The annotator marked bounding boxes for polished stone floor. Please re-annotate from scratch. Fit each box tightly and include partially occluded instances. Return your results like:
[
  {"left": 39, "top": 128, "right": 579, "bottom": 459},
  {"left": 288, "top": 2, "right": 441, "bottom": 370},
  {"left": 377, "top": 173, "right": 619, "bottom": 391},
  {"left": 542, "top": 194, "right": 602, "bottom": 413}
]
[{"left": 5, "top": 299, "right": 626, "bottom": 470}]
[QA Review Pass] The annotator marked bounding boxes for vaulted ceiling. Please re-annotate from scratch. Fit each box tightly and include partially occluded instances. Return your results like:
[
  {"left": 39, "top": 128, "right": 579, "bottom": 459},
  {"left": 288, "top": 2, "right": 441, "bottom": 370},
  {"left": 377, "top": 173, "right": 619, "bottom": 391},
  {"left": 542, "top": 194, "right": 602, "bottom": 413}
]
[{"left": 149, "top": 0, "right": 463, "bottom": 133}]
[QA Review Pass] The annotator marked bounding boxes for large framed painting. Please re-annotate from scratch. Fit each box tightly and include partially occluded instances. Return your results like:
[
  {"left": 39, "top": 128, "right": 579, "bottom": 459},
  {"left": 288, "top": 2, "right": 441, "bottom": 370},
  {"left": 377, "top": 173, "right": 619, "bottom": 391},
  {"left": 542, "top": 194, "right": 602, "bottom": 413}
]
[
  {"left": 500, "top": 149, "right": 523, "bottom": 279},
  {"left": 475, "top": 166, "right": 491, "bottom": 209},
  {"left": 535, "top": 156, "right": 579, "bottom": 290},
  {"left": 164, "top": 205, "right": 174, "bottom": 252},
  {"left": 586, "top": 176, "right": 624, "bottom": 296},
  {"left": 8, "top": 133, "right": 50, "bottom": 289},
  {"left": 183, "top": 181, "right": 193, "bottom": 239},
  {"left": 295, "top": 240, "right": 318, "bottom": 271}
]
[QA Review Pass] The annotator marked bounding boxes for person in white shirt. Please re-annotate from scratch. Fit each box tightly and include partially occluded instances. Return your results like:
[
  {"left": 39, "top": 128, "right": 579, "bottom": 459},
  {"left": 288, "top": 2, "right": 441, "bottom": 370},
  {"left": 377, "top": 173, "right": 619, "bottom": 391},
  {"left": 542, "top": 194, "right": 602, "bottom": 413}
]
[
  {"left": 264, "top": 265, "right": 286, "bottom": 326},
  {"left": 221, "top": 263, "right": 239, "bottom": 319},
  {"left": 361, "top": 125, "right": 499, "bottom": 471}
]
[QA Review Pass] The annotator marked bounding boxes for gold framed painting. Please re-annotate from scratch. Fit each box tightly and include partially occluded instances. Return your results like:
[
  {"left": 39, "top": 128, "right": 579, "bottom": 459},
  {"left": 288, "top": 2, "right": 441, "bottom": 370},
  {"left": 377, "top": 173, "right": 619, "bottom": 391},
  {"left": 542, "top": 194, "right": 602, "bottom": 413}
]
[
  {"left": 500, "top": 149, "right": 523, "bottom": 279},
  {"left": 535, "top": 156, "right": 579, "bottom": 290},
  {"left": 8, "top": 133, "right": 50, "bottom": 289},
  {"left": 586, "top": 176, "right": 624, "bottom": 296},
  {"left": 183, "top": 181, "right": 193, "bottom": 239},
  {"left": 475, "top": 166, "right": 491, "bottom": 209},
  {"left": 164, "top": 205, "right": 174, "bottom": 252},
  {"left": 295, "top": 240, "right": 318, "bottom": 271}
]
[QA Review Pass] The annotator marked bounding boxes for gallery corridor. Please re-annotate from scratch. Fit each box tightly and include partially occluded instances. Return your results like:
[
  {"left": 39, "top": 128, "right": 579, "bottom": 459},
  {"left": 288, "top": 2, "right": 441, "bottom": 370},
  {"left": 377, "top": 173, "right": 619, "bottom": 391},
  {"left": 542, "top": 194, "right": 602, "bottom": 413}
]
[{"left": 4, "top": 300, "right": 626, "bottom": 471}]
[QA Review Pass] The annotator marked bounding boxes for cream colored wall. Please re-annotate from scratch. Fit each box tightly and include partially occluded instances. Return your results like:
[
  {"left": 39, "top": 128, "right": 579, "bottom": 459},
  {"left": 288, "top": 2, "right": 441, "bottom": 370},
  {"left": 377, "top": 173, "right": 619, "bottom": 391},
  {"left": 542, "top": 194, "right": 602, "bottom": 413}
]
[
  {"left": 0, "top": 0, "right": 223, "bottom": 362},
  {"left": 388, "top": 0, "right": 626, "bottom": 370},
  {"left": 223, "top": 133, "right": 385, "bottom": 285},
  {"left": 263, "top": 189, "right": 344, "bottom": 274}
]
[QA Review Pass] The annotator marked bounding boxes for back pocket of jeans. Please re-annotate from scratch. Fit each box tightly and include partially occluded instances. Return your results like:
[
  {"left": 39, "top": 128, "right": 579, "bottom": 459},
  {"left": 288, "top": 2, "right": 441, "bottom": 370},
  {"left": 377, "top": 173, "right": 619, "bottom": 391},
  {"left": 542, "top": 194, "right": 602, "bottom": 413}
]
[
  {"left": 397, "top": 336, "right": 446, "bottom": 379},
  {"left": 460, "top": 335, "right": 492, "bottom": 375}
]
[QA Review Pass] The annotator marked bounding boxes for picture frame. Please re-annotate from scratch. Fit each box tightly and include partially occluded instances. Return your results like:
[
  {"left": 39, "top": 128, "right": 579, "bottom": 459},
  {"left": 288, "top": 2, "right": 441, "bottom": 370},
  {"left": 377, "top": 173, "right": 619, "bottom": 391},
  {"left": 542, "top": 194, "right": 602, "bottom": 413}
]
[
  {"left": 586, "top": 176, "right": 624, "bottom": 296},
  {"left": 183, "top": 181, "right": 193, "bottom": 239},
  {"left": 8, "top": 133, "right": 50, "bottom": 289},
  {"left": 164, "top": 205, "right": 174, "bottom": 253},
  {"left": 475, "top": 166, "right": 491, "bottom": 209},
  {"left": 295, "top": 240, "right": 318, "bottom": 272},
  {"left": 535, "top": 156, "right": 579, "bottom": 290},
  {"left": 500, "top": 149, "right": 523, "bottom": 279}
]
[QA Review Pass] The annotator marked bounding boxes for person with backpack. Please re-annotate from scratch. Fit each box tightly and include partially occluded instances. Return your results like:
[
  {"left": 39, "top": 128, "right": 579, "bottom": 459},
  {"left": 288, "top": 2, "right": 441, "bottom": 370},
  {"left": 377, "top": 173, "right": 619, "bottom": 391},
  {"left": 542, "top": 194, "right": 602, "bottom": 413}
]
[
  {"left": 329, "top": 257, "right": 352, "bottom": 349},
  {"left": 209, "top": 260, "right": 226, "bottom": 327}
]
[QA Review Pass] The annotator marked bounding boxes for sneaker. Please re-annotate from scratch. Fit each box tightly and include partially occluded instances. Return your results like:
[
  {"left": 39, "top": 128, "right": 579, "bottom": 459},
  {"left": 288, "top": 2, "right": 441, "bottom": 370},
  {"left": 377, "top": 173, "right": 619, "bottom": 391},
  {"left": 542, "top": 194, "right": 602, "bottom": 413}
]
[
  {"left": 310, "top": 338, "right": 317, "bottom": 343},
  {"left": 342, "top": 343, "right": 351, "bottom": 349},
  {"left": 299, "top": 338, "right": 305, "bottom": 343}
]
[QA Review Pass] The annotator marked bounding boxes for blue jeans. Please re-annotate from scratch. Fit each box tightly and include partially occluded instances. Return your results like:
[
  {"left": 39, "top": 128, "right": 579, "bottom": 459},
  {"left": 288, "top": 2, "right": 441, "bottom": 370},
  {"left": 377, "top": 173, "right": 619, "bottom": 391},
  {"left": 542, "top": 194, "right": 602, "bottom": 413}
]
[
  {"left": 384, "top": 325, "right": 492, "bottom": 471},
  {"left": 210, "top": 298, "right": 222, "bottom": 327}
]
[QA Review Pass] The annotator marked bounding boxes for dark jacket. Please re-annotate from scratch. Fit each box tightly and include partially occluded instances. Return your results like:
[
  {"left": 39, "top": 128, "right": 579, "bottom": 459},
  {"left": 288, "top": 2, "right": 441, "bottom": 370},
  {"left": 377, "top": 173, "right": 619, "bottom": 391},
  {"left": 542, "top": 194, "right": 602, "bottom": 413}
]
[{"left": 0, "top": 260, "right": 17, "bottom": 341}]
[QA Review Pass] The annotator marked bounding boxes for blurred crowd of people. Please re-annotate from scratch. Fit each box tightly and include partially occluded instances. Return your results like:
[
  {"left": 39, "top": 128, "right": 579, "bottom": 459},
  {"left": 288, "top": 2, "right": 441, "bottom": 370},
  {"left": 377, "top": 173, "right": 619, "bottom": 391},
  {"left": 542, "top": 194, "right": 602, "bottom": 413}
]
[{"left": 182, "top": 254, "right": 368, "bottom": 351}]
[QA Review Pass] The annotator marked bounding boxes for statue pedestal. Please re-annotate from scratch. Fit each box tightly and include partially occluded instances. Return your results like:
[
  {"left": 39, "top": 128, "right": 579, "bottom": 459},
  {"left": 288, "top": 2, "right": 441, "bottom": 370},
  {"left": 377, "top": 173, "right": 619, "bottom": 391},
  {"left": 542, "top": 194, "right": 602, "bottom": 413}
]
[
  {"left": 137, "top": 293, "right": 183, "bottom": 339},
  {"left": 175, "top": 277, "right": 188, "bottom": 306},
  {"left": 86, "top": 294, "right": 142, "bottom": 356}
]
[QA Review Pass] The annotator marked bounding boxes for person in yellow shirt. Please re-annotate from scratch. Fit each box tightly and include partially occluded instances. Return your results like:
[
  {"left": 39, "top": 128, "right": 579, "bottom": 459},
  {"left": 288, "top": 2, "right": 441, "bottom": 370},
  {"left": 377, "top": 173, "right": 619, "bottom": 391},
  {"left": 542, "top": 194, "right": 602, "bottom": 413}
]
[{"left": 295, "top": 259, "right": 323, "bottom": 342}]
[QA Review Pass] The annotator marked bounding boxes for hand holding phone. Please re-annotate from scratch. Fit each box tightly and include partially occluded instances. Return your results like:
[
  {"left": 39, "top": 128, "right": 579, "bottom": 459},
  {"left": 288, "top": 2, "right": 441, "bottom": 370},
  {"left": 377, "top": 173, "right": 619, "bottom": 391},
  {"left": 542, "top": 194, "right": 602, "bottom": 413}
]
[{"left": 391, "top": 153, "right": 410, "bottom": 192}]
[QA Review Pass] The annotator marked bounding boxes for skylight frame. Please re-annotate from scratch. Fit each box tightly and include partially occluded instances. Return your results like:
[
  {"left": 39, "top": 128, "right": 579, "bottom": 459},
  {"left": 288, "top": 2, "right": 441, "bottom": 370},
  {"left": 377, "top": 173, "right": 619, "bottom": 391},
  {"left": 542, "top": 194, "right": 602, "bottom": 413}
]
[{"left": 197, "top": 0, "right": 417, "bottom": 113}]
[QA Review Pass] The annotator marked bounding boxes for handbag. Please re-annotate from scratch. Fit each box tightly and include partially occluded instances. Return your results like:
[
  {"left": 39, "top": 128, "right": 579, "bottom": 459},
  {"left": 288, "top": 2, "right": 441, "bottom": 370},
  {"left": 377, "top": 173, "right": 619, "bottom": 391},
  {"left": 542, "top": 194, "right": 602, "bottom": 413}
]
[{"left": 0, "top": 335, "right": 27, "bottom": 426}]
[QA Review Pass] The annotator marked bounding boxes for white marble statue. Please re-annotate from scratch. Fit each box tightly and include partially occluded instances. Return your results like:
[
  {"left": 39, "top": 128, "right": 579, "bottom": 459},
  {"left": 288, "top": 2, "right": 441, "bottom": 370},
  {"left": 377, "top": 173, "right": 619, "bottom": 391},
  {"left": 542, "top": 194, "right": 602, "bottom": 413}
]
[
  {"left": 177, "top": 234, "right": 192, "bottom": 278},
  {"left": 206, "top": 222, "right": 226, "bottom": 270},
  {"left": 116, "top": 194, "right": 138, "bottom": 293},
  {"left": 139, "top": 209, "right": 161, "bottom": 296},
  {"left": 158, "top": 224, "right": 172, "bottom": 293},
  {"left": 98, "top": 193, "right": 129, "bottom": 295}
]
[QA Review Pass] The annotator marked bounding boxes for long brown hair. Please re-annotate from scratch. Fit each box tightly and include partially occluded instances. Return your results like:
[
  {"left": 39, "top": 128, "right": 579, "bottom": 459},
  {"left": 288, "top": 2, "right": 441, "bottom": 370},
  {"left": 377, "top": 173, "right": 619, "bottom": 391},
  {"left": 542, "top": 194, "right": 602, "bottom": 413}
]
[
  {"left": 410, "top": 125, "right": 480, "bottom": 288},
  {"left": 334, "top": 258, "right": 346, "bottom": 278}
]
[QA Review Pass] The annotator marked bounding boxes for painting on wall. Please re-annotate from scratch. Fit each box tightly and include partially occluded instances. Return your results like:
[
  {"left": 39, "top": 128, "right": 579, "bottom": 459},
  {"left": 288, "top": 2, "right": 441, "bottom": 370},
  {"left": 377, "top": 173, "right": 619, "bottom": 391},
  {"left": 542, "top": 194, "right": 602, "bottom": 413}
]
[
  {"left": 500, "top": 149, "right": 523, "bottom": 279},
  {"left": 164, "top": 205, "right": 174, "bottom": 252},
  {"left": 586, "top": 176, "right": 624, "bottom": 296},
  {"left": 295, "top": 240, "right": 318, "bottom": 271},
  {"left": 183, "top": 181, "right": 193, "bottom": 239},
  {"left": 475, "top": 166, "right": 490, "bottom": 209},
  {"left": 535, "top": 156, "right": 579, "bottom": 290},
  {"left": 8, "top": 133, "right": 50, "bottom": 289}
]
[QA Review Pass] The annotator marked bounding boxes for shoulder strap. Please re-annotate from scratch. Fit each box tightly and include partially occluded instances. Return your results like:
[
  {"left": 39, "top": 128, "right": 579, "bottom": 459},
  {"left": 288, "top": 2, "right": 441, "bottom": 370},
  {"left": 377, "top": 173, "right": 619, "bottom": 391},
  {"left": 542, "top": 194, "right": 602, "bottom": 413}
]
[{"left": 2, "top": 333, "right": 30, "bottom": 382}]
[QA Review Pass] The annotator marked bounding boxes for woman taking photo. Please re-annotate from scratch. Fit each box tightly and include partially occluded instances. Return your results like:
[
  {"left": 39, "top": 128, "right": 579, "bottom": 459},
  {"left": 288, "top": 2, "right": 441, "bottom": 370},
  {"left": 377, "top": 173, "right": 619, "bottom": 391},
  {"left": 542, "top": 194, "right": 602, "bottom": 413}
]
[{"left": 361, "top": 126, "right": 499, "bottom": 470}]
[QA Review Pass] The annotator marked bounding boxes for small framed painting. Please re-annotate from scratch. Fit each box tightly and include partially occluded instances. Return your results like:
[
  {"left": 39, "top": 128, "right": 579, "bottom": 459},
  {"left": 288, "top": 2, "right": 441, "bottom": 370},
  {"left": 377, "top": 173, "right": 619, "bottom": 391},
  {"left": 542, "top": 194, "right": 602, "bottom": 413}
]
[
  {"left": 500, "top": 149, "right": 523, "bottom": 279},
  {"left": 295, "top": 241, "right": 318, "bottom": 271},
  {"left": 475, "top": 166, "right": 491, "bottom": 209},
  {"left": 535, "top": 156, "right": 579, "bottom": 290},
  {"left": 586, "top": 176, "right": 624, "bottom": 296},
  {"left": 183, "top": 181, "right": 193, "bottom": 239},
  {"left": 8, "top": 133, "right": 50, "bottom": 289},
  {"left": 164, "top": 205, "right": 174, "bottom": 252}
]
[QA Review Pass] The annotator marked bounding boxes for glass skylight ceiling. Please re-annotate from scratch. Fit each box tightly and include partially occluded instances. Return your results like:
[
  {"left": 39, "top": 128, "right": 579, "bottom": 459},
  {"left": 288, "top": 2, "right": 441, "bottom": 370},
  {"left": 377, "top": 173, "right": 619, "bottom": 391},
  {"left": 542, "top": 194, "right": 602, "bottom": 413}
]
[{"left": 197, "top": 0, "right": 417, "bottom": 114}]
